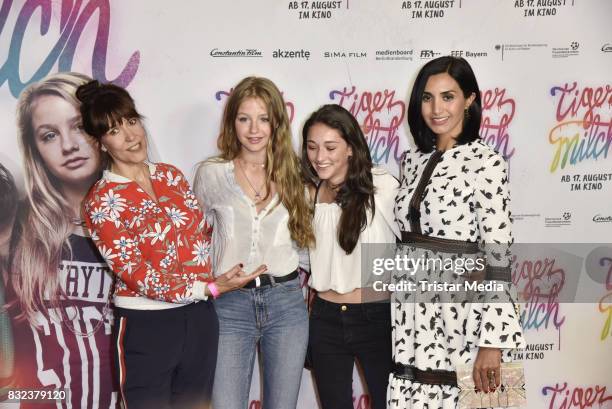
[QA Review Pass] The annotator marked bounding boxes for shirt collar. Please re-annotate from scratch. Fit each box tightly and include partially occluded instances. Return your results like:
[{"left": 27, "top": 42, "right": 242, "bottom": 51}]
[{"left": 103, "top": 161, "right": 156, "bottom": 183}]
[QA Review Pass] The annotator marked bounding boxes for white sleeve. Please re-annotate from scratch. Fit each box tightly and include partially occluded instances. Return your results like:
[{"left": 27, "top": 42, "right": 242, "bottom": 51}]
[{"left": 373, "top": 169, "right": 401, "bottom": 239}]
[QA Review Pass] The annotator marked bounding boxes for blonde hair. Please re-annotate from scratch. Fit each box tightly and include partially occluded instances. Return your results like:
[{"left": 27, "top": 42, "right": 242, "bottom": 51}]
[
  {"left": 11, "top": 72, "right": 94, "bottom": 323},
  {"left": 216, "top": 76, "right": 314, "bottom": 248}
]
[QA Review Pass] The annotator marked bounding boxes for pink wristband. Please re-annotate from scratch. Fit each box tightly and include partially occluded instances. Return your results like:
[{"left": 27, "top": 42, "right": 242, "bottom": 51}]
[{"left": 208, "top": 282, "right": 220, "bottom": 299}]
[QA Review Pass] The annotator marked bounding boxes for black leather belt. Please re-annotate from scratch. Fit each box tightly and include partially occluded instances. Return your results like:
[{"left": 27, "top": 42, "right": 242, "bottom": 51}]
[
  {"left": 393, "top": 363, "right": 458, "bottom": 387},
  {"left": 400, "top": 231, "right": 479, "bottom": 253},
  {"left": 243, "top": 270, "right": 299, "bottom": 289}
]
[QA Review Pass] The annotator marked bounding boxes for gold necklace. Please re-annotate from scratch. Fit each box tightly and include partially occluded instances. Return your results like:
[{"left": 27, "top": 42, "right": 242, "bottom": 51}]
[{"left": 237, "top": 159, "right": 266, "bottom": 202}]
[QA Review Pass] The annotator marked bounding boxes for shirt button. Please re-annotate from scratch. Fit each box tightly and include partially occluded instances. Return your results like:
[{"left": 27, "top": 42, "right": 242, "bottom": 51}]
[{"left": 341, "top": 305, "right": 347, "bottom": 312}]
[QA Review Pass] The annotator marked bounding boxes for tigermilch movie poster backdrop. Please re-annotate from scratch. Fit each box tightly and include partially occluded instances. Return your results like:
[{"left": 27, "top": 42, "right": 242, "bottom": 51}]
[{"left": 0, "top": 1, "right": 610, "bottom": 408}]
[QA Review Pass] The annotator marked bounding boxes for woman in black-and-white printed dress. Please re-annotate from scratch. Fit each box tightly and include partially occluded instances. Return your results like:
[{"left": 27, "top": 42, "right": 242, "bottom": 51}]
[{"left": 388, "top": 56, "right": 526, "bottom": 409}]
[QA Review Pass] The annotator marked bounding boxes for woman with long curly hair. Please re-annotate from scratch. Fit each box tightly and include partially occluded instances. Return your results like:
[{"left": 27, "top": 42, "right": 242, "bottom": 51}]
[
  {"left": 194, "top": 76, "right": 315, "bottom": 409},
  {"left": 6, "top": 72, "right": 119, "bottom": 408}
]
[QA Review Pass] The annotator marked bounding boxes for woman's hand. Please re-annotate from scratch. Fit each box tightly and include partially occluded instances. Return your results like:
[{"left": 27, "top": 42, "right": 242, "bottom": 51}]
[
  {"left": 473, "top": 347, "right": 501, "bottom": 393},
  {"left": 212, "top": 264, "right": 267, "bottom": 295}
]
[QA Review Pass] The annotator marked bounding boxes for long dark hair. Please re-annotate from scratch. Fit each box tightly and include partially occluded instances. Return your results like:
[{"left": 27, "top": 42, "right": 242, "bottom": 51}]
[
  {"left": 408, "top": 56, "right": 482, "bottom": 153},
  {"left": 301, "top": 104, "right": 375, "bottom": 254}
]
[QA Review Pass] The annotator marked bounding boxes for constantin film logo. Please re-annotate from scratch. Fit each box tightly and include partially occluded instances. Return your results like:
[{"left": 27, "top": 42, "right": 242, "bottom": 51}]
[
  {"left": 593, "top": 214, "right": 612, "bottom": 223},
  {"left": 209, "top": 48, "right": 263, "bottom": 58},
  {"left": 602, "top": 44, "right": 612, "bottom": 53}
]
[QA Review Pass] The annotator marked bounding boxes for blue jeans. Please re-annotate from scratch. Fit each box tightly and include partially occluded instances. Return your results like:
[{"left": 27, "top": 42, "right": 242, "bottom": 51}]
[{"left": 212, "top": 276, "right": 308, "bottom": 409}]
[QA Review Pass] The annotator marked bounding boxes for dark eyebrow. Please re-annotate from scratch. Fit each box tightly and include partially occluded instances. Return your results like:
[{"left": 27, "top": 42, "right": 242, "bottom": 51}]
[
  {"left": 306, "top": 139, "right": 340, "bottom": 144},
  {"left": 423, "top": 90, "right": 457, "bottom": 95}
]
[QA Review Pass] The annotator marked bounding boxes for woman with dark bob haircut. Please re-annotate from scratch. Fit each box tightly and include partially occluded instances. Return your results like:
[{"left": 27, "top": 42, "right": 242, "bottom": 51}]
[
  {"left": 389, "top": 56, "right": 525, "bottom": 408},
  {"left": 302, "top": 104, "right": 399, "bottom": 409},
  {"left": 77, "top": 80, "right": 262, "bottom": 409},
  {"left": 407, "top": 56, "right": 482, "bottom": 153}
]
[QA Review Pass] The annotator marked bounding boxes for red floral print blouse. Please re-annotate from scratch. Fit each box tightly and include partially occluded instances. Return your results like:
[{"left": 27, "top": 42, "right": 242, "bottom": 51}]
[{"left": 83, "top": 162, "right": 212, "bottom": 305}]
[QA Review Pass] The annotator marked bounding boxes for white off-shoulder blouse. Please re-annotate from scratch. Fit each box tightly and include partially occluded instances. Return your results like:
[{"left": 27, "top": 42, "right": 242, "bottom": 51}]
[{"left": 309, "top": 167, "right": 400, "bottom": 293}]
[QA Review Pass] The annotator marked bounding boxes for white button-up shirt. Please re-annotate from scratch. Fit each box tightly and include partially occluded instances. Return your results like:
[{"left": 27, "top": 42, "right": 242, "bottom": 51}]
[{"left": 193, "top": 160, "right": 303, "bottom": 277}]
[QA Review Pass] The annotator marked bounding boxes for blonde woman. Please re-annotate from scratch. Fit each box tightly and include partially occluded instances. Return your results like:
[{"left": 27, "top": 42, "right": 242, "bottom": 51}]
[
  {"left": 194, "top": 76, "right": 315, "bottom": 409},
  {"left": 6, "top": 72, "right": 118, "bottom": 408}
]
